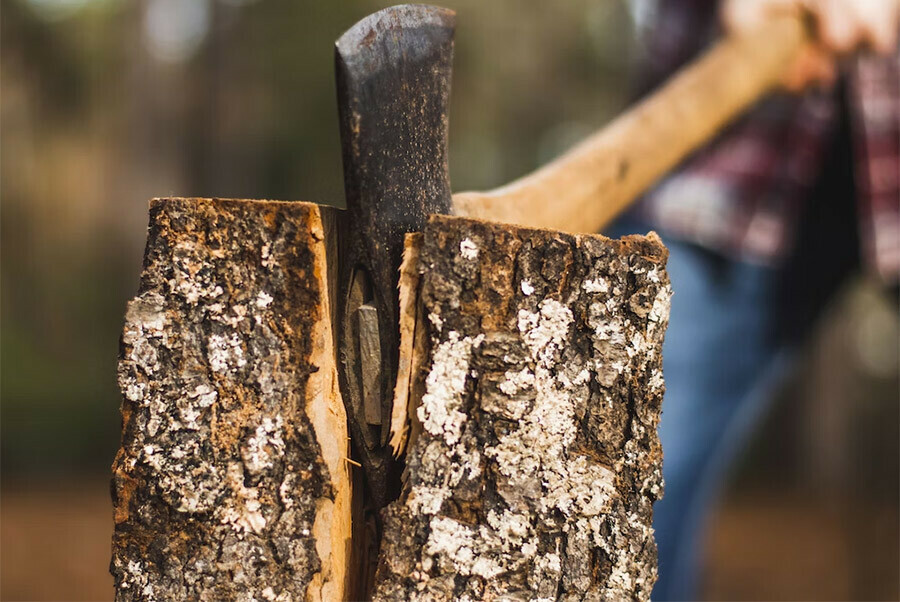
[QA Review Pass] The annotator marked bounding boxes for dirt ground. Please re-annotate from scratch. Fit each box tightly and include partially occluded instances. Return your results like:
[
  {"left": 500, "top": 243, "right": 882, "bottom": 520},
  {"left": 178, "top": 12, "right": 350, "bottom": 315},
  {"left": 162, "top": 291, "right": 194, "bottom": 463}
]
[
  {"left": 704, "top": 493, "right": 900, "bottom": 601},
  {"left": 1, "top": 478, "right": 114, "bottom": 601},
  {"left": 2, "top": 478, "right": 897, "bottom": 601}
]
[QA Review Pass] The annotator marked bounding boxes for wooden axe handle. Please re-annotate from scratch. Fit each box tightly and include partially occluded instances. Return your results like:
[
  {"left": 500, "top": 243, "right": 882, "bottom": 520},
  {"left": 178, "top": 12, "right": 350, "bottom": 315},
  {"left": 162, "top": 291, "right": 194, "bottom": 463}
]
[{"left": 452, "top": 14, "right": 809, "bottom": 233}]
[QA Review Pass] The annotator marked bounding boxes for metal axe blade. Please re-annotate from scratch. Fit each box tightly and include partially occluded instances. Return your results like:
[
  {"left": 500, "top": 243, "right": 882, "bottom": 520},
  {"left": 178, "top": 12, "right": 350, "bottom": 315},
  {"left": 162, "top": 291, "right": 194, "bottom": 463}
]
[{"left": 335, "top": 4, "right": 454, "bottom": 509}]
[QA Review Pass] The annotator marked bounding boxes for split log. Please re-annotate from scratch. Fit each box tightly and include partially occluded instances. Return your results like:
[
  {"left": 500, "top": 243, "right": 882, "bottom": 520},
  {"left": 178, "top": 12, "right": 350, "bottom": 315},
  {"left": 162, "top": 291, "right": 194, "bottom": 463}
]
[
  {"left": 375, "top": 215, "right": 671, "bottom": 601},
  {"left": 112, "top": 201, "right": 671, "bottom": 602},
  {"left": 111, "top": 198, "right": 351, "bottom": 601}
]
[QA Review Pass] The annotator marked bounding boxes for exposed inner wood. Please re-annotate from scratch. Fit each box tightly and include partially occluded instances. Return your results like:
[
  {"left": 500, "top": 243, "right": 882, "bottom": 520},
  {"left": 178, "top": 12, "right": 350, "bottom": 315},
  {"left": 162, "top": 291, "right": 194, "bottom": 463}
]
[{"left": 390, "top": 233, "right": 424, "bottom": 458}]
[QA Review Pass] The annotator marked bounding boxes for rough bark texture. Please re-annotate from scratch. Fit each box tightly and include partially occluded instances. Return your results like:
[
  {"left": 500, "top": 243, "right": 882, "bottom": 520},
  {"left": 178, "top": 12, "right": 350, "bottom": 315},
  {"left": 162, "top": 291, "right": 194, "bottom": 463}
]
[
  {"left": 111, "top": 198, "right": 351, "bottom": 601},
  {"left": 374, "top": 215, "right": 671, "bottom": 601}
]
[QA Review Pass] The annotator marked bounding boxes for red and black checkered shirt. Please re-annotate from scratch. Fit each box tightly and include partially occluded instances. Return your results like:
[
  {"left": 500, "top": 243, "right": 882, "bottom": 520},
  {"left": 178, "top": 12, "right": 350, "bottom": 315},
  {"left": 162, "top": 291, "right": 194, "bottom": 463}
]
[{"left": 633, "top": 0, "right": 900, "bottom": 282}]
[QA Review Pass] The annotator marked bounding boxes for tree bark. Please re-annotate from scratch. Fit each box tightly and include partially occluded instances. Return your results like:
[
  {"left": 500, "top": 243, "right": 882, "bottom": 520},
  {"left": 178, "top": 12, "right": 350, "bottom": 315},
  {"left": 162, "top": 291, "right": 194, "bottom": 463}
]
[
  {"left": 375, "top": 215, "right": 671, "bottom": 601},
  {"left": 111, "top": 198, "right": 351, "bottom": 601}
]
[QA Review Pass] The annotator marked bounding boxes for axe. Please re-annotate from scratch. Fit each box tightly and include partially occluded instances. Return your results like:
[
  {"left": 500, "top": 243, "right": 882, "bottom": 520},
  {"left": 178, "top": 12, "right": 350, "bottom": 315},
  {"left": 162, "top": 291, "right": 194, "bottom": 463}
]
[{"left": 334, "top": 4, "right": 809, "bottom": 508}]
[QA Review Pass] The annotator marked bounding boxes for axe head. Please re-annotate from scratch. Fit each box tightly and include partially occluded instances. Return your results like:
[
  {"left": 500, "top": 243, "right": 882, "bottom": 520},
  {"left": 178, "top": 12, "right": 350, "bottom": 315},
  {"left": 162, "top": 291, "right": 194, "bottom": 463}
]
[{"left": 335, "top": 4, "right": 455, "bottom": 509}]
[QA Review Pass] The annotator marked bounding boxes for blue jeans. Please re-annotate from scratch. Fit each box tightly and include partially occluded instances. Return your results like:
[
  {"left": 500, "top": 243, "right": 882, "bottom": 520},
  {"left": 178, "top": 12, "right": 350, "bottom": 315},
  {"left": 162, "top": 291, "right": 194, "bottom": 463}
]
[
  {"left": 607, "top": 225, "right": 794, "bottom": 601},
  {"left": 654, "top": 239, "right": 795, "bottom": 600}
]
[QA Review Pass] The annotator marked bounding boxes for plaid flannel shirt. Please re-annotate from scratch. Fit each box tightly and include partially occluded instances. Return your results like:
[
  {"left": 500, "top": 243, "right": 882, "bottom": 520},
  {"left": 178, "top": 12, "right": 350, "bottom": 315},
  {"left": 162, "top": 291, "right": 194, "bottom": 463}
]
[{"left": 632, "top": 0, "right": 900, "bottom": 282}]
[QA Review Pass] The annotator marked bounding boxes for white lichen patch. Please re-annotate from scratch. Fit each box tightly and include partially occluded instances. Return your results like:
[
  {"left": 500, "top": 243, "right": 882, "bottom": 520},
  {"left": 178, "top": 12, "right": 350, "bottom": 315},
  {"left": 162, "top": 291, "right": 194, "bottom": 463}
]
[
  {"left": 448, "top": 445, "right": 483, "bottom": 484},
  {"left": 591, "top": 313, "right": 627, "bottom": 345},
  {"left": 489, "top": 298, "right": 618, "bottom": 522},
  {"left": 207, "top": 332, "right": 247, "bottom": 373},
  {"left": 517, "top": 299, "right": 573, "bottom": 364},
  {"left": 428, "top": 311, "right": 444, "bottom": 333},
  {"left": 189, "top": 383, "right": 217, "bottom": 408},
  {"left": 260, "top": 243, "right": 276, "bottom": 268},
  {"left": 241, "top": 415, "right": 286, "bottom": 476},
  {"left": 155, "top": 446, "right": 223, "bottom": 513},
  {"left": 421, "top": 509, "right": 540, "bottom": 582},
  {"left": 498, "top": 367, "right": 535, "bottom": 397},
  {"left": 648, "top": 284, "right": 672, "bottom": 324},
  {"left": 173, "top": 276, "right": 223, "bottom": 306},
  {"left": 648, "top": 369, "right": 664, "bottom": 391},
  {"left": 520, "top": 280, "right": 535, "bottom": 296},
  {"left": 217, "top": 462, "right": 267, "bottom": 534},
  {"left": 424, "top": 517, "right": 504, "bottom": 579},
  {"left": 122, "top": 294, "right": 168, "bottom": 375},
  {"left": 484, "top": 509, "right": 531, "bottom": 552},
  {"left": 115, "top": 558, "right": 156, "bottom": 599},
  {"left": 125, "top": 382, "right": 147, "bottom": 403},
  {"left": 279, "top": 473, "right": 296, "bottom": 509},
  {"left": 582, "top": 277, "right": 610, "bottom": 293},
  {"left": 407, "top": 485, "right": 450, "bottom": 516},
  {"left": 628, "top": 332, "right": 646, "bottom": 358},
  {"left": 417, "top": 331, "right": 484, "bottom": 446},
  {"left": 459, "top": 238, "right": 479, "bottom": 260},
  {"left": 256, "top": 291, "right": 274, "bottom": 308},
  {"left": 218, "top": 304, "right": 247, "bottom": 328}
]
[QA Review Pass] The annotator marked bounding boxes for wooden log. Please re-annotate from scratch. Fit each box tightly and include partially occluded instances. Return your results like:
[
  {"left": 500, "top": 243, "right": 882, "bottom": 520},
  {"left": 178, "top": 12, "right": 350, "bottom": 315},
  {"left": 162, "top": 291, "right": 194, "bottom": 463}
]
[
  {"left": 375, "top": 215, "right": 672, "bottom": 601},
  {"left": 111, "top": 198, "right": 352, "bottom": 601},
  {"left": 112, "top": 201, "right": 672, "bottom": 601}
]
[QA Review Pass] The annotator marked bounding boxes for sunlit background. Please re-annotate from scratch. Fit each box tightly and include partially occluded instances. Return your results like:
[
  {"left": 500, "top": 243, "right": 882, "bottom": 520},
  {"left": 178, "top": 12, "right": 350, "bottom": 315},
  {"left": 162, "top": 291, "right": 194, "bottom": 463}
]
[{"left": 1, "top": 1, "right": 897, "bottom": 599}]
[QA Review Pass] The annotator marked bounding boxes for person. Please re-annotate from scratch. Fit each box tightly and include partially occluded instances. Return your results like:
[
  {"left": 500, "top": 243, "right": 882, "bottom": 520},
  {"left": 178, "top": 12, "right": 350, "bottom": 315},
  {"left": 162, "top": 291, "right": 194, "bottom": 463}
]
[{"left": 610, "top": 1, "right": 900, "bottom": 599}]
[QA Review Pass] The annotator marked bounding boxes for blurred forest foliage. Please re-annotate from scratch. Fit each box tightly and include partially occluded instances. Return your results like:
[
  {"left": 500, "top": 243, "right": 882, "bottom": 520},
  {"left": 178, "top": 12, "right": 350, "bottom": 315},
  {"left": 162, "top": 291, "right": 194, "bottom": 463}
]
[{"left": 1, "top": 0, "right": 637, "bottom": 478}]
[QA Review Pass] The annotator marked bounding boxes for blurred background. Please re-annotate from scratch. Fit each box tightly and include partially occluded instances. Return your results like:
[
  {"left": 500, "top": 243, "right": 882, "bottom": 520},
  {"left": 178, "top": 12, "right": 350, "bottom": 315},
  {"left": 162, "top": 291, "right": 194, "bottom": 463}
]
[{"left": 1, "top": 0, "right": 897, "bottom": 599}]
